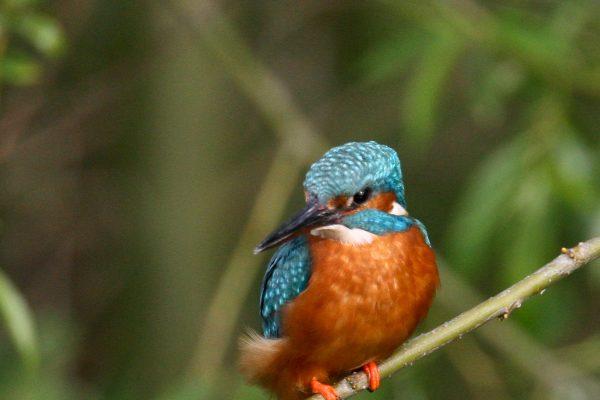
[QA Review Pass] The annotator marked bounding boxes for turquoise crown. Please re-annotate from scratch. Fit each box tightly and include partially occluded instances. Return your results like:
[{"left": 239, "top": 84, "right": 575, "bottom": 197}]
[{"left": 303, "top": 141, "right": 406, "bottom": 208}]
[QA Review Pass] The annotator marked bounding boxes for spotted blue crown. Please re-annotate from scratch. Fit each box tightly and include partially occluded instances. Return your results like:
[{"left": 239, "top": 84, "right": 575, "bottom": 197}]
[{"left": 303, "top": 141, "right": 406, "bottom": 208}]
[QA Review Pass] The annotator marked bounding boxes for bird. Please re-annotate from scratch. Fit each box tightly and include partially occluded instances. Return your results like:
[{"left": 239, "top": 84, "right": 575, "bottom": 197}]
[{"left": 239, "top": 141, "right": 439, "bottom": 400}]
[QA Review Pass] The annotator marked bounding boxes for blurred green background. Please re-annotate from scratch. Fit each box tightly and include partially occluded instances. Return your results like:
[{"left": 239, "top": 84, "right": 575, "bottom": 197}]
[{"left": 1, "top": 1, "right": 599, "bottom": 399}]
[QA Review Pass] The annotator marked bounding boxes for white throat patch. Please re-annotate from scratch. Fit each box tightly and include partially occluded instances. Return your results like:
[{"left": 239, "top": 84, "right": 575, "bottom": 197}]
[
  {"left": 310, "top": 225, "right": 376, "bottom": 245},
  {"left": 390, "top": 201, "right": 408, "bottom": 216}
]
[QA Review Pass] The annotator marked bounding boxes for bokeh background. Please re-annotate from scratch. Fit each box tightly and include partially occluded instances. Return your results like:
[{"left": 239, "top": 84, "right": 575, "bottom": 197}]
[{"left": 1, "top": 1, "right": 599, "bottom": 399}]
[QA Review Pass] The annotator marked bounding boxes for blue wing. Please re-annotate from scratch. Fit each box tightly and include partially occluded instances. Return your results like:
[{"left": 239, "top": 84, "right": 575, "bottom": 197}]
[{"left": 259, "top": 235, "right": 311, "bottom": 338}]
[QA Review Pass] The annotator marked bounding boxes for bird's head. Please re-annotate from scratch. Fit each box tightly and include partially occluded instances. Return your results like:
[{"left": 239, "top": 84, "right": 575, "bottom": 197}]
[{"left": 254, "top": 141, "right": 408, "bottom": 253}]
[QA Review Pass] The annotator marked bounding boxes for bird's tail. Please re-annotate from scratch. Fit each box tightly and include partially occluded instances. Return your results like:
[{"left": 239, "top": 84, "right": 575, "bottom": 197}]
[{"left": 238, "top": 332, "right": 305, "bottom": 400}]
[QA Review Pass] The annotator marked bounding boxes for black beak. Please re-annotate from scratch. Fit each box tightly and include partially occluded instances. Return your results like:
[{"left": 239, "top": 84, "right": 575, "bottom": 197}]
[{"left": 254, "top": 197, "right": 338, "bottom": 254}]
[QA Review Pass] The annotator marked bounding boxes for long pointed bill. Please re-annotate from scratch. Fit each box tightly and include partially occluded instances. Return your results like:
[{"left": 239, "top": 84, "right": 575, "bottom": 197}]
[{"left": 254, "top": 197, "right": 338, "bottom": 254}]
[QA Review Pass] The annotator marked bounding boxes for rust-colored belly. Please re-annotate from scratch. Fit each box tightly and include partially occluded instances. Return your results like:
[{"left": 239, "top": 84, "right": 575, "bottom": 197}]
[{"left": 282, "top": 226, "right": 439, "bottom": 376}]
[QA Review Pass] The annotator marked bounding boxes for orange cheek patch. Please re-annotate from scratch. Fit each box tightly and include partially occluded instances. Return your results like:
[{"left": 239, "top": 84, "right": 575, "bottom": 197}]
[
  {"left": 364, "top": 192, "right": 396, "bottom": 212},
  {"left": 327, "top": 196, "right": 349, "bottom": 210}
]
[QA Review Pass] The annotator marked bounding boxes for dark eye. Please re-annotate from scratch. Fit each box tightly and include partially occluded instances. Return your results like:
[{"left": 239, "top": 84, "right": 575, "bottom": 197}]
[{"left": 352, "top": 187, "right": 372, "bottom": 206}]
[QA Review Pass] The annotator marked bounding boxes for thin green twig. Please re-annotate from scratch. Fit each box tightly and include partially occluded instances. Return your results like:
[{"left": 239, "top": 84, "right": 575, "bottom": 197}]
[{"left": 437, "top": 258, "right": 599, "bottom": 390}]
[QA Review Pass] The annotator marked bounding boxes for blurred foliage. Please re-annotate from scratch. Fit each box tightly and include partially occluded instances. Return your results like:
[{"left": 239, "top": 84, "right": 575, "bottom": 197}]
[
  {"left": 0, "top": 0, "right": 65, "bottom": 86},
  {"left": 0, "top": 1, "right": 599, "bottom": 400},
  {"left": 0, "top": 0, "right": 65, "bottom": 379},
  {"left": 0, "top": 268, "right": 37, "bottom": 370}
]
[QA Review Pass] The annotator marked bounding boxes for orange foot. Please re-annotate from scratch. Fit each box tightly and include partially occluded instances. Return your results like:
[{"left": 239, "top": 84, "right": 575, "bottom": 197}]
[
  {"left": 310, "top": 377, "right": 339, "bottom": 400},
  {"left": 362, "top": 361, "right": 380, "bottom": 392}
]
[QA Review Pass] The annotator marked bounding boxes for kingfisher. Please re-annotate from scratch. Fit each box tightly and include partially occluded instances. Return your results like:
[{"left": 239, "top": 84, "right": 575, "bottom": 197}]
[{"left": 239, "top": 141, "right": 439, "bottom": 400}]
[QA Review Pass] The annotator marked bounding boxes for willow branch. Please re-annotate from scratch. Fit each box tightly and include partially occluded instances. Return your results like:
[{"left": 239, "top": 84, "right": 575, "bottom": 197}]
[
  {"left": 308, "top": 237, "right": 600, "bottom": 400},
  {"left": 436, "top": 258, "right": 598, "bottom": 389}
]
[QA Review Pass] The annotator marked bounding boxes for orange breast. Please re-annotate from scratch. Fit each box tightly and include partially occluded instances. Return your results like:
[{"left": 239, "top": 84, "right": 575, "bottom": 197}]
[{"left": 282, "top": 225, "right": 439, "bottom": 381}]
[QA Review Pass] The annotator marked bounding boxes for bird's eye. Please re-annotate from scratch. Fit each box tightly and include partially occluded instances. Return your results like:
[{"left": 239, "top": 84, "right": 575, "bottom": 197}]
[{"left": 352, "top": 188, "right": 372, "bottom": 206}]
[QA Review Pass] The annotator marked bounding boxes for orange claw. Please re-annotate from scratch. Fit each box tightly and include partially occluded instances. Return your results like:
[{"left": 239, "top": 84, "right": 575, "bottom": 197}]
[
  {"left": 310, "top": 377, "right": 339, "bottom": 400},
  {"left": 362, "top": 361, "right": 380, "bottom": 392}
]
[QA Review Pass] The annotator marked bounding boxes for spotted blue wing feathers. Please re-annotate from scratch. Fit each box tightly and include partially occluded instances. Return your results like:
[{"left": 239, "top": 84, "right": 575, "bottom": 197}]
[{"left": 259, "top": 236, "right": 311, "bottom": 338}]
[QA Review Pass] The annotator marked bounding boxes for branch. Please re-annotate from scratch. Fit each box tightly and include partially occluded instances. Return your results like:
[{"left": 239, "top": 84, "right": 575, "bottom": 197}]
[
  {"left": 308, "top": 237, "right": 600, "bottom": 399},
  {"left": 436, "top": 257, "right": 598, "bottom": 389}
]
